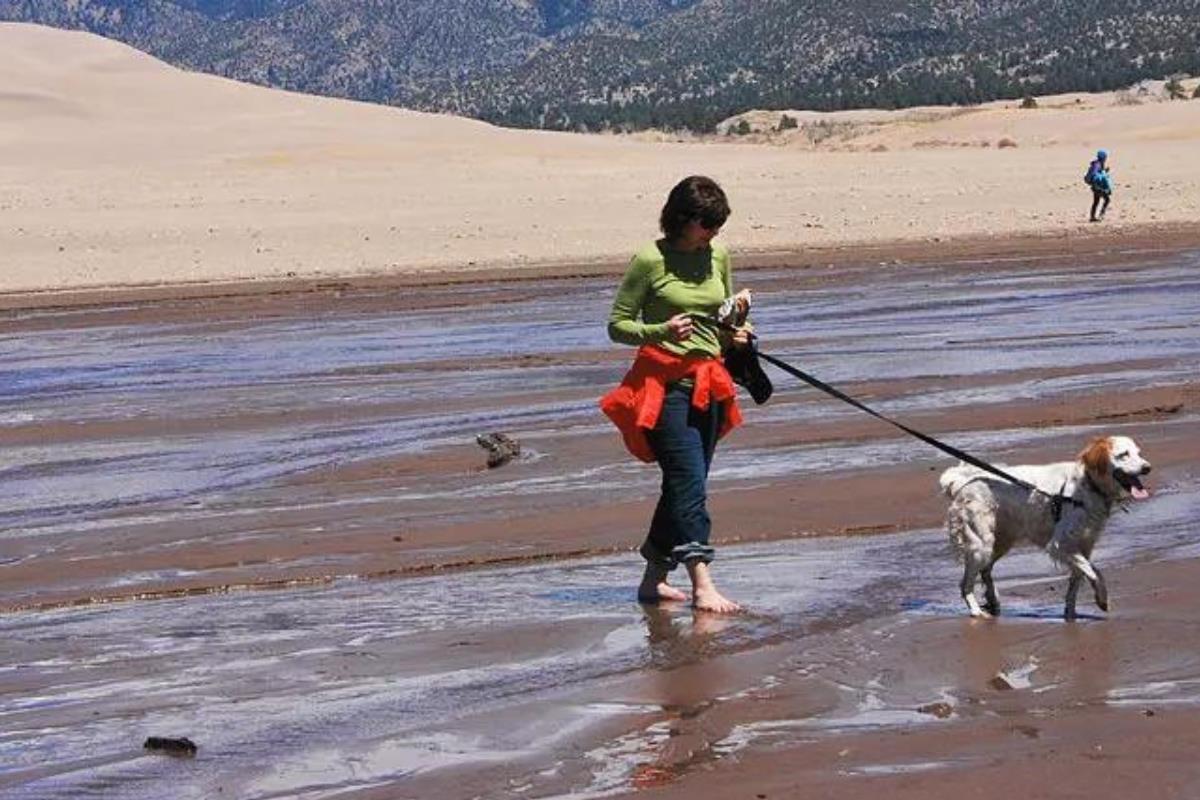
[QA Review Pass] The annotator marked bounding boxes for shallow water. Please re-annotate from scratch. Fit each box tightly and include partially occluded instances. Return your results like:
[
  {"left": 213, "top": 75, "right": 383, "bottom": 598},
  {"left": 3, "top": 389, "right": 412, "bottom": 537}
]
[
  {"left": 3, "top": 480, "right": 1198, "bottom": 799},
  {"left": 1, "top": 252, "right": 1198, "bottom": 543},
  {"left": 2, "top": 248, "right": 1200, "bottom": 797}
]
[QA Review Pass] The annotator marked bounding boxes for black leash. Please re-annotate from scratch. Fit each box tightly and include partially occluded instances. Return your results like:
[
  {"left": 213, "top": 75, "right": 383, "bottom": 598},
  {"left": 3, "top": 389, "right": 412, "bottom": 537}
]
[{"left": 694, "top": 314, "right": 1083, "bottom": 515}]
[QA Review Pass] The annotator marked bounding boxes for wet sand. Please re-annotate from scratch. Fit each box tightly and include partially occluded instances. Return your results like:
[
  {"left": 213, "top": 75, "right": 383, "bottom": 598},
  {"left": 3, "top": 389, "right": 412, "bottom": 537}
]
[
  {"left": 2, "top": 222, "right": 1198, "bottom": 313},
  {"left": 2, "top": 244, "right": 1200, "bottom": 798},
  {"left": 6, "top": 488, "right": 1199, "bottom": 799},
  {"left": 617, "top": 555, "right": 1200, "bottom": 800},
  {"left": 2, "top": 240, "right": 1198, "bottom": 612}
]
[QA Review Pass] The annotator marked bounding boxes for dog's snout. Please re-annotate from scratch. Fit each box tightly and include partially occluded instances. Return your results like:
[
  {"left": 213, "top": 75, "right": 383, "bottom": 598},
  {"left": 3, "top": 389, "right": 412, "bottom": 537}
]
[{"left": 1141, "top": 463, "right": 1152, "bottom": 475}]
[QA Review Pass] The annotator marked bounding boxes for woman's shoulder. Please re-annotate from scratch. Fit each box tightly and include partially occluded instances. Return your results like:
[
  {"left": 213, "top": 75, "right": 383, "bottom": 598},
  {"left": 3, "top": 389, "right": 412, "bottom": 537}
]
[
  {"left": 630, "top": 241, "right": 667, "bottom": 270},
  {"left": 711, "top": 241, "right": 731, "bottom": 272}
]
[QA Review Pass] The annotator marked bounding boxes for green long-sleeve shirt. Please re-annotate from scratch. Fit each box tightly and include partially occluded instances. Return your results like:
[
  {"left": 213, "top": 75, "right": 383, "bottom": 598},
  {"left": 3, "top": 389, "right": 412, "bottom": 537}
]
[{"left": 607, "top": 240, "right": 733, "bottom": 358}]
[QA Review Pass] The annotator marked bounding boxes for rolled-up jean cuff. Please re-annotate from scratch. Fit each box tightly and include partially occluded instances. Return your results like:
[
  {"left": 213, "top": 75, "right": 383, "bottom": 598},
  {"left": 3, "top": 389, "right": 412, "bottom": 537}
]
[
  {"left": 672, "top": 543, "right": 715, "bottom": 565},
  {"left": 640, "top": 540, "right": 676, "bottom": 569},
  {"left": 640, "top": 541, "right": 714, "bottom": 569}
]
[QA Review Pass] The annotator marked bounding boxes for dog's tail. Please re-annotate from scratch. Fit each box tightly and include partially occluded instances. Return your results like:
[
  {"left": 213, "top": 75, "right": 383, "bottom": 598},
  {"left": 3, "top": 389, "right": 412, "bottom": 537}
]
[{"left": 939, "top": 462, "right": 986, "bottom": 497}]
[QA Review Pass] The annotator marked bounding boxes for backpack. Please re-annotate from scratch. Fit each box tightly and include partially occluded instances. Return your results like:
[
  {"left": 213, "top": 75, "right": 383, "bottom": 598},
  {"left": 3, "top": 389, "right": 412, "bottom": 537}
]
[{"left": 1084, "top": 161, "right": 1099, "bottom": 186}]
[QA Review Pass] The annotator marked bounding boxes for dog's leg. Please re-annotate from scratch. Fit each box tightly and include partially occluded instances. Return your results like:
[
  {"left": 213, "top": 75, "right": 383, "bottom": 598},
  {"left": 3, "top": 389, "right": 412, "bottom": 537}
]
[
  {"left": 961, "top": 560, "right": 988, "bottom": 618},
  {"left": 981, "top": 564, "right": 1000, "bottom": 616},
  {"left": 1072, "top": 549, "right": 1109, "bottom": 612},
  {"left": 1090, "top": 565, "right": 1109, "bottom": 613},
  {"left": 950, "top": 502, "right": 994, "bottom": 618},
  {"left": 1064, "top": 571, "right": 1083, "bottom": 621},
  {"left": 1069, "top": 553, "right": 1099, "bottom": 582}
]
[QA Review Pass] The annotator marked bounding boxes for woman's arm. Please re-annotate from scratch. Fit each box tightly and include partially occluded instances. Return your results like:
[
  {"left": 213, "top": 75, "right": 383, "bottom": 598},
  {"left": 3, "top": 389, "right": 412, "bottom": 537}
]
[
  {"left": 719, "top": 249, "right": 754, "bottom": 348},
  {"left": 607, "top": 255, "right": 671, "bottom": 345}
]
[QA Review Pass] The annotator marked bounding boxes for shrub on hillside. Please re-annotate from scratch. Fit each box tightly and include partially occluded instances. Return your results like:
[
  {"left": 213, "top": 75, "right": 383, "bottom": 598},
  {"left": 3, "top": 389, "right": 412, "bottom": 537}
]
[
  {"left": 997, "top": 137, "right": 1018, "bottom": 148},
  {"left": 777, "top": 114, "right": 798, "bottom": 131},
  {"left": 1020, "top": 95, "right": 1038, "bottom": 109},
  {"left": 1165, "top": 77, "right": 1188, "bottom": 100}
]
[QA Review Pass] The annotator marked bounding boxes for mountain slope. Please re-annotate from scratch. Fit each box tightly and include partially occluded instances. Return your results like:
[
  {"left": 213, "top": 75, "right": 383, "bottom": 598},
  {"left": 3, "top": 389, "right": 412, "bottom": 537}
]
[{"left": 2, "top": 0, "right": 1198, "bottom": 131}]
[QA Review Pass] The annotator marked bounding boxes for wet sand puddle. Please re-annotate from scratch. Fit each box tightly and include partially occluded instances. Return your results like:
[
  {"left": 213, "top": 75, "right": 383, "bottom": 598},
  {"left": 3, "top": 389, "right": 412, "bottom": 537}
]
[
  {"left": 3, "top": 482, "right": 1199, "bottom": 799},
  {"left": 2, "top": 248, "right": 1200, "bottom": 796}
]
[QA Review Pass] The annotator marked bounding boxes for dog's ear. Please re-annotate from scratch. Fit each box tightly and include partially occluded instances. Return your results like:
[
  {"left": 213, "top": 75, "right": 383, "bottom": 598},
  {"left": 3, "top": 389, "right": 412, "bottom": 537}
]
[{"left": 1079, "top": 436, "right": 1112, "bottom": 479}]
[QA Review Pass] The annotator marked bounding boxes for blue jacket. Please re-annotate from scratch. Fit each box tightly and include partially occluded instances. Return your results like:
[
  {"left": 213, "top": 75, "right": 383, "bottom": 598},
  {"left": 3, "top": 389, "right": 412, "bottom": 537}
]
[{"left": 1087, "top": 159, "right": 1112, "bottom": 192}]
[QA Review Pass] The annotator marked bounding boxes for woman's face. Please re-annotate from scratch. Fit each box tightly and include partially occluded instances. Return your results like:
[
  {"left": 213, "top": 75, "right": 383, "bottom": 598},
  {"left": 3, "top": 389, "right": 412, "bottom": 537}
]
[{"left": 676, "top": 219, "right": 721, "bottom": 251}]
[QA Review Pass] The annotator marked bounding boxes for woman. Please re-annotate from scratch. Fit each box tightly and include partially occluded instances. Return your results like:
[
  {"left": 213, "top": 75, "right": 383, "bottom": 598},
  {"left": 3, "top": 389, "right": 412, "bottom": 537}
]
[
  {"left": 600, "top": 175, "right": 752, "bottom": 614},
  {"left": 1087, "top": 149, "right": 1113, "bottom": 222}
]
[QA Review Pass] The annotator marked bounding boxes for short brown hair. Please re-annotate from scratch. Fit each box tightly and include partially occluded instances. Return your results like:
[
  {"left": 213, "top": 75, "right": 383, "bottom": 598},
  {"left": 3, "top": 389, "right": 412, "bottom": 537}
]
[{"left": 659, "top": 175, "right": 730, "bottom": 242}]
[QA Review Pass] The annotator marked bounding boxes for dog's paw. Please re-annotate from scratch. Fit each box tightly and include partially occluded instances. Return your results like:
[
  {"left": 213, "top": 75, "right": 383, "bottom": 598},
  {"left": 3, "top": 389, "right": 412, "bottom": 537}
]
[{"left": 965, "top": 596, "right": 991, "bottom": 618}]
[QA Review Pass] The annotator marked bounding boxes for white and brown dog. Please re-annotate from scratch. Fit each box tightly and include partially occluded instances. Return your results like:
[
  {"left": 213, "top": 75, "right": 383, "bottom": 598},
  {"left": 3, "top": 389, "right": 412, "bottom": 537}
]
[{"left": 939, "top": 435, "right": 1152, "bottom": 620}]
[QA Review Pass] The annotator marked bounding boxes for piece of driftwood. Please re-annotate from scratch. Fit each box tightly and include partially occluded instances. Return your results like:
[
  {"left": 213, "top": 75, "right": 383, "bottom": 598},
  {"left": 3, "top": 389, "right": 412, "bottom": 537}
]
[
  {"left": 476, "top": 432, "right": 521, "bottom": 468},
  {"left": 143, "top": 736, "right": 198, "bottom": 757}
]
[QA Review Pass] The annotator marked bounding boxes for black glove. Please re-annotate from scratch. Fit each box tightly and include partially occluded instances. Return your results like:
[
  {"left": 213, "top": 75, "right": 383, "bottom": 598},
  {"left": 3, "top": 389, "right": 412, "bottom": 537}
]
[{"left": 724, "top": 340, "right": 772, "bottom": 405}]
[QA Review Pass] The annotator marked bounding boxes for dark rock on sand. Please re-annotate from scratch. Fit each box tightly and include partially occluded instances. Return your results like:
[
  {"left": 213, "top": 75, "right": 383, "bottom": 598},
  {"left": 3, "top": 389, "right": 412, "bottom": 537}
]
[
  {"left": 477, "top": 432, "right": 520, "bottom": 468},
  {"left": 144, "top": 736, "right": 198, "bottom": 757},
  {"left": 989, "top": 673, "right": 1017, "bottom": 691},
  {"left": 917, "top": 701, "right": 954, "bottom": 719}
]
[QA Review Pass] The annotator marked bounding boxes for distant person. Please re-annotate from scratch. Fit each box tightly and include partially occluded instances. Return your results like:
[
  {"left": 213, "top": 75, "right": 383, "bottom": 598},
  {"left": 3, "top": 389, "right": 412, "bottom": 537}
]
[
  {"left": 600, "top": 175, "right": 754, "bottom": 614},
  {"left": 1085, "top": 149, "right": 1113, "bottom": 222}
]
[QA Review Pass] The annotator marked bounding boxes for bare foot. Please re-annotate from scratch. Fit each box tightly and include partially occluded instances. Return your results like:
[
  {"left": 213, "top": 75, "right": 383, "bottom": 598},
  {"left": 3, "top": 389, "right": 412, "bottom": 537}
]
[
  {"left": 637, "top": 564, "right": 688, "bottom": 604},
  {"left": 693, "top": 586, "right": 741, "bottom": 614},
  {"left": 637, "top": 581, "right": 689, "bottom": 604},
  {"left": 685, "top": 561, "right": 741, "bottom": 614}
]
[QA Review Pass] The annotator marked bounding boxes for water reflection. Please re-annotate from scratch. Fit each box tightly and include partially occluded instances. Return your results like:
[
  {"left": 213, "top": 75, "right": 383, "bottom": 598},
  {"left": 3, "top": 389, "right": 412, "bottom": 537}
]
[{"left": 642, "top": 604, "right": 737, "bottom": 669}]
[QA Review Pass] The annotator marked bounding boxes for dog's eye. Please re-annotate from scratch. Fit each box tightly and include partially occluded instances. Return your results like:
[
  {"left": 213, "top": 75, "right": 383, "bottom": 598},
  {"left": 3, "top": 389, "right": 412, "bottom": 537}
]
[{"left": 1115, "top": 451, "right": 1129, "bottom": 459}]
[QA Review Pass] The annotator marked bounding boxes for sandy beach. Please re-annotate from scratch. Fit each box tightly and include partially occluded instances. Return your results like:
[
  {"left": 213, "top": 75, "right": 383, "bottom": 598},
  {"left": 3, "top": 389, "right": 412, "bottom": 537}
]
[
  {"left": 3, "top": 20, "right": 1200, "bottom": 800},
  {"left": 2, "top": 22, "right": 1200, "bottom": 300}
]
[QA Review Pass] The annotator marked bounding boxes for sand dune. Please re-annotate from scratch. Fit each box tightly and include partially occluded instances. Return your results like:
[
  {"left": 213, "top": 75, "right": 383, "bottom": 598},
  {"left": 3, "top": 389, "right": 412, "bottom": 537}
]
[
  {"left": 718, "top": 79, "right": 1200, "bottom": 150},
  {"left": 2, "top": 21, "right": 1199, "bottom": 295}
]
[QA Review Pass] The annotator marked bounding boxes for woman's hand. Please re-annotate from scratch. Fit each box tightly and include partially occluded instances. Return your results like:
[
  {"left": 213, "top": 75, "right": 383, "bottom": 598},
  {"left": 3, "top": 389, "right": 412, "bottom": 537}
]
[
  {"left": 732, "top": 326, "right": 752, "bottom": 347},
  {"left": 731, "top": 324, "right": 754, "bottom": 349},
  {"left": 666, "top": 313, "right": 695, "bottom": 342},
  {"left": 732, "top": 289, "right": 752, "bottom": 324}
]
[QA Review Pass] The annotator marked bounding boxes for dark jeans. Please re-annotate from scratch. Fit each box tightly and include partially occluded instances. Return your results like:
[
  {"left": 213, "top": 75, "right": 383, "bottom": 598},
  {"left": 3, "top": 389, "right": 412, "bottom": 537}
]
[
  {"left": 1090, "top": 189, "right": 1111, "bottom": 220},
  {"left": 640, "top": 383, "right": 722, "bottom": 570}
]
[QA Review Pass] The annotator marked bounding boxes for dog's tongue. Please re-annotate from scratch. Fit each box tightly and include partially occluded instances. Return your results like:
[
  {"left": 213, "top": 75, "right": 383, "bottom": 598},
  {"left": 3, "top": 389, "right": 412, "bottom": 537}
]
[{"left": 1132, "top": 486, "right": 1150, "bottom": 500}]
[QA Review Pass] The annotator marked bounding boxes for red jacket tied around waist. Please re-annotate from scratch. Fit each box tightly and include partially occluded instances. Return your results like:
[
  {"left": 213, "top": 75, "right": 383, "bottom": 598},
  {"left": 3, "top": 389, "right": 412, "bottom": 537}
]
[{"left": 600, "top": 345, "right": 743, "bottom": 463}]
